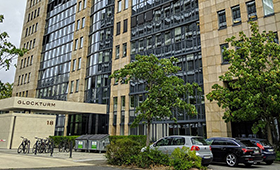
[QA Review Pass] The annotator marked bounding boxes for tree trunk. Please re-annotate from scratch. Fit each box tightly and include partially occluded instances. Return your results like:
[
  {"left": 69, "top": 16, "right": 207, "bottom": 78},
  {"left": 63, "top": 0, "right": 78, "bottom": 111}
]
[
  {"left": 146, "top": 121, "right": 151, "bottom": 147},
  {"left": 267, "top": 122, "right": 273, "bottom": 145}
]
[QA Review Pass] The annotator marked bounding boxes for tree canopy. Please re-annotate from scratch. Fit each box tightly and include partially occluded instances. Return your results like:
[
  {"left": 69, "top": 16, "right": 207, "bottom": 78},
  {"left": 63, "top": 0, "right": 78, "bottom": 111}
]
[
  {"left": 0, "top": 82, "right": 13, "bottom": 99},
  {"left": 110, "top": 54, "right": 201, "bottom": 146},
  {"left": 0, "top": 14, "right": 26, "bottom": 70},
  {"left": 206, "top": 22, "right": 280, "bottom": 144}
]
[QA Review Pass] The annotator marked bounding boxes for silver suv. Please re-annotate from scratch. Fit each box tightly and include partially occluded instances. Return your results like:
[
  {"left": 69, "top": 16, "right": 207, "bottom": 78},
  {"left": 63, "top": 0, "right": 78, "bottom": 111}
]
[{"left": 144, "top": 135, "right": 213, "bottom": 166}]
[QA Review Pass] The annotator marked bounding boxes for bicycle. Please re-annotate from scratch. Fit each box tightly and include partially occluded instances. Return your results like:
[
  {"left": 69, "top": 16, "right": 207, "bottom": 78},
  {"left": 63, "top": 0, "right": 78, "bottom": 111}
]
[
  {"left": 17, "top": 136, "right": 30, "bottom": 154},
  {"left": 58, "top": 139, "right": 70, "bottom": 152},
  {"left": 32, "top": 137, "right": 46, "bottom": 154}
]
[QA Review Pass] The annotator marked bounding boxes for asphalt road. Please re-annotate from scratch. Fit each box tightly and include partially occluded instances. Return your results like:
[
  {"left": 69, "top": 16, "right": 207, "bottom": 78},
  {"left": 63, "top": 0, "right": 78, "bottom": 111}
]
[{"left": 208, "top": 162, "right": 280, "bottom": 170}]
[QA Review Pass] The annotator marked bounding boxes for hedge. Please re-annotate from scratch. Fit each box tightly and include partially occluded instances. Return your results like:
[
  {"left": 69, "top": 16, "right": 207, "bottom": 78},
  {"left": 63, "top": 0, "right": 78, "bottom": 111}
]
[
  {"left": 109, "top": 135, "right": 146, "bottom": 146},
  {"left": 49, "top": 136, "right": 80, "bottom": 147}
]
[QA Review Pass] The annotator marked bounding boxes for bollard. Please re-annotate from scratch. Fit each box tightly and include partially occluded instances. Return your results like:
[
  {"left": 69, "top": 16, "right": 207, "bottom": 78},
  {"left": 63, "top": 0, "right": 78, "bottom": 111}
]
[
  {"left": 34, "top": 141, "right": 37, "bottom": 155},
  {"left": 50, "top": 141, "right": 54, "bottom": 157},
  {"left": 69, "top": 141, "right": 73, "bottom": 158}
]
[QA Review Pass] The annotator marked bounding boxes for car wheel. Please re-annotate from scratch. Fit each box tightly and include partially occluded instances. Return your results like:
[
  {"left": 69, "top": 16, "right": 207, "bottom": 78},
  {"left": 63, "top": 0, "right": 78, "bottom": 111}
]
[
  {"left": 226, "top": 153, "right": 238, "bottom": 167},
  {"left": 265, "top": 160, "right": 273, "bottom": 165},
  {"left": 245, "top": 163, "right": 253, "bottom": 167},
  {"left": 202, "top": 163, "right": 209, "bottom": 167}
]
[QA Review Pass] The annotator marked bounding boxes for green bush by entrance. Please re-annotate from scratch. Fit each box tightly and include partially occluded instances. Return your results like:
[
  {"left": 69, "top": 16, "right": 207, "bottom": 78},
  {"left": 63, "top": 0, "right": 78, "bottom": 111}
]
[{"left": 49, "top": 136, "right": 79, "bottom": 147}]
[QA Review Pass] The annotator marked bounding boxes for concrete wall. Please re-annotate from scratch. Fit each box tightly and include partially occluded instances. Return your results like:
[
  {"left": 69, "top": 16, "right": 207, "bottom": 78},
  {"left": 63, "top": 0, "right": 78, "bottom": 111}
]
[{"left": 0, "top": 113, "right": 56, "bottom": 149}]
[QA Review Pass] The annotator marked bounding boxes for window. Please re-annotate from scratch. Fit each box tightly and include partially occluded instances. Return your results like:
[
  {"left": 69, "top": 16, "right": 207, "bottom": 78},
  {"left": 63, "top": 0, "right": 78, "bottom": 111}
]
[
  {"left": 35, "top": 23, "right": 38, "bottom": 32},
  {"left": 175, "top": 27, "right": 181, "bottom": 42},
  {"left": 27, "top": 57, "right": 30, "bottom": 67},
  {"left": 80, "top": 37, "right": 83, "bottom": 48},
  {"left": 72, "top": 59, "right": 76, "bottom": 71},
  {"left": 70, "top": 81, "right": 74, "bottom": 93},
  {"left": 121, "top": 96, "right": 125, "bottom": 111},
  {"left": 218, "top": 10, "right": 227, "bottom": 29},
  {"left": 123, "top": 19, "right": 128, "bottom": 33},
  {"left": 116, "top": 22, "right": 121, "bottom": 35},
  {"left": 37, "top": 7, "right": 40, "bottom": 16},
  {"left": 115, "top": 45, "right": 120, "bottom": 59},
  {"left": 247, "top": 1, "right": 257, "bottom": 20},
  {"left": 30, "top": 55, "right": 33, "bottom": 65},
  {"left": 75, "top": 39, "right": 78, "bottom": 50},
  {"left": 75, "top": 79, "right": 79, "bottom": 92},
  {"left": 26, "top": 91, "right": 28, "bottom": 97},
  {"left": 232, "top": 6, "right": 241, "bottom": 24},
  {"left": 24, "top": 73, "right": 27, "bottom": 84},
  {"left": 113, "top": 97, "right": 118, "bottom": 112},
  {"left": 81, "top": 17, "right": 85, "bottom": 28},
  {"left": 165, "top": 32, "right": 171, "bottom": 45},
  {"left": 33, "top": 39, "right": 36, "bottom": 48},
  {"left": 124, "top": 0, "right": 128, "bottom": 9},
  {"left": 263, "top": 0, "right": 274, "bottom": 16},
  {"left": 78, "top": 57, "right": 81, "bottom": 69},
  {"left": 20, "top": 59, "right": 23, "bottom": 68},
  {"left": 25, "top": 28, "right": 28, "bottom": 37},
  {"left": 76, "top": 19, "right": 80, "bottom": 30},
  {"left": 220, "top": 43, "right": 229, "bottom": 63},
  {"left": 24, "top": 58, "right": 26, "bottom": 68},
  {"left": 28, "top": 73, "right": 31, "bottom": 83},
  {"left": 18, "top": 76, "right": 21, "bottom": 85},
  {"left": 78, "top": 1, "right": 82, "bottom": 11},
  {"left": 122, "top": 43, "right": 127, "bottom": 57},
  {"left": 83, "top": 0, "right": 86, "bottom": 9},
  {"left": 118, "top": 0, "right": 122, "bottom": 12}
]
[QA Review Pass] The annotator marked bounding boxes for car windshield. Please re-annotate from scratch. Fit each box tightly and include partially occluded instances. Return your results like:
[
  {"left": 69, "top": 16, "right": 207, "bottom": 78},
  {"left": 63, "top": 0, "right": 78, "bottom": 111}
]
[
  {"left": 191, "top": 137, "right": 208, "bottom": 145},
  {"left": 239, "top": 140, "right": 256, "bottom": 147}
]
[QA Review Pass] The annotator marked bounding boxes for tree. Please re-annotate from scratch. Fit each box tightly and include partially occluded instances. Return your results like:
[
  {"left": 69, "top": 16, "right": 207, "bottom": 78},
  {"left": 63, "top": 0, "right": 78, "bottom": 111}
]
[
  {"left": 110, "top": 54, "right": 201, "bottom": 146},
  {"left": 0, "top": 14, "right": 26, "bottom": 70},
  {"left": 206, "top": 22, "right": 280, "bottom": 144},
  {"left": 0, "top": 82, "right": 13, "bottom": 99}
]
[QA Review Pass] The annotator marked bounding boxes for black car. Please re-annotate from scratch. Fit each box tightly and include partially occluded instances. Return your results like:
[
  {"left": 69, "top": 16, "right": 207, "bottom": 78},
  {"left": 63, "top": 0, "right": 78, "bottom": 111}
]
[
  {"left": 237, "top": 138, "right": 276, "bottom": 165},
  {"left": 206, "top": 137, "right": 262, "bottom": 167}
]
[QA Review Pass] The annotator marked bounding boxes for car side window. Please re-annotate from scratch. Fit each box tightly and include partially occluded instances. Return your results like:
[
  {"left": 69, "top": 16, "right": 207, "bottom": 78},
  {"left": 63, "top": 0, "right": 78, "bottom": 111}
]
[
  {"left": 227, "top": 141, "right": 238, "bottom": 146},
  {"left": 155, "top": 138, "right": 172, "bottom": 146},
  {"left": 212, "top": 140, "right": 226, "bottom": 145},
  {"left": 172, "top": 137, "right": 185, "bottom": 145}
]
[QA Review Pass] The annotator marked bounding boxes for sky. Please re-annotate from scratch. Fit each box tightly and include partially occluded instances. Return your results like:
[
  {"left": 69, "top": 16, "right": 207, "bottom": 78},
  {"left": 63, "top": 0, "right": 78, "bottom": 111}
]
[{"left": 0, "top": 0, "right": 27, "bottom": 83}]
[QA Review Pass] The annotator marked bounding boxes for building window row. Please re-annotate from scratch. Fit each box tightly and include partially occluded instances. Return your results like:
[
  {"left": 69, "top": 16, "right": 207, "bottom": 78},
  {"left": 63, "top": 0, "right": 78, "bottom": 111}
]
[
  {"left": 18, "top": 72, "right": 31, "bottom": 86},
  {"left": 116, "top": 19, "right": 128, "bottom": 35},
  {"left": 72, "top": 57, "right": 82, "bottom": 71},
  {"left": 16, "top": 90, "right": 29, "bottom": 97},
  {"left": 29, "top": 0, "right": 41, "bottom": 8},
  {"left": 115, "top": 42, "right": 127, "bottom": 59},
  {"left": 27, "top": 7, "right": 40, "bottom": 22},
  {"left": 218, "top": 0, "right": 274, "bottom": 30},
  {"left": 25, "top": 23, "right": 38, "bottom": 37},
  {"left": 76, "top": 17, "right": 85, "bottom": 31},
  {"left": 74, "top": 37, "right": 84, "bottom": 50},
  {"left": 23, "top": 39, "right": 36, "bottom": 50},
  {"left": 78, "top": 0, "right": 87, "bottom": 12},
  {"left": 70, "top": 79, "right": 80, "bottom": 93},
  {"left": 117, "top": 0, "right": 128, "bottom": 13},
  {"left": 20, "top": 55, "right": 33, "bottom": 69}
]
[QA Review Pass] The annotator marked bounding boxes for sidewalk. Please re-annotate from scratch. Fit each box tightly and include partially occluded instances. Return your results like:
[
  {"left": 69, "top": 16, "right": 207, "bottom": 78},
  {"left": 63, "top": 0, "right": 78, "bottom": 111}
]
[{"left": 0, "top": 148, "right": 108, "bottom": 169}]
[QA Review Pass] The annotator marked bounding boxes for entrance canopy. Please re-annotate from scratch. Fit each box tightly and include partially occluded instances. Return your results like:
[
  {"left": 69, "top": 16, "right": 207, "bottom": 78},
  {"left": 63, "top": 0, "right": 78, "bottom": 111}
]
[{"left": 0, "top": 97, "right": 107, "bottom": 114}]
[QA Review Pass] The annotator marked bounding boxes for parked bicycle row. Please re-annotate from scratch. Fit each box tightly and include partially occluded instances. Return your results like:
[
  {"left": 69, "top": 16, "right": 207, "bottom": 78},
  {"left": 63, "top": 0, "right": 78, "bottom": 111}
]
[{"left": 17, "top": 136, "right": 73, "bottom": 154}]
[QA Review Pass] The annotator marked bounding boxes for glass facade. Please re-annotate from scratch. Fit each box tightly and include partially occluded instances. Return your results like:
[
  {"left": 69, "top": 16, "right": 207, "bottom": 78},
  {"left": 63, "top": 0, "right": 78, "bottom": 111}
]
[
  {"left": 129, "top": 0, "right": 206, "bottom": 139},
  {"left": 38, "top": 0, "right": 77, "bottom": 101},
  {"left": 85, "top": 0, "right": 114, "bottom": 107}
]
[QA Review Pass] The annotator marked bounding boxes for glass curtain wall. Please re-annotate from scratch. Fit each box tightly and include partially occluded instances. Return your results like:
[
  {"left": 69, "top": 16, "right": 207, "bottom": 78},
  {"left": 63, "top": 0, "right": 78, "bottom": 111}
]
[
  {"left": 37, "top": 0, "right": 77, "bottom": 135},
  {"left": 85, "top": 0, "right": 113, "bottom": 107},
  {"left": 129, "top": 0, "right": 206, "bottom": 139}
]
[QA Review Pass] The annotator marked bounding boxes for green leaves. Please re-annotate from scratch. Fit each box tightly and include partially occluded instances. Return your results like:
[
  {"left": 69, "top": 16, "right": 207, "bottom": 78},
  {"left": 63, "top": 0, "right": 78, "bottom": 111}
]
[
  {"left": 110, "top": 54, "right": 200, "bottom": 146},
  {"left": 0, "top": 82, "right": 13, "bottom": 99},
  {"left": 0, "top": 15, "right": 27, "bottom": 71},
  {"left": 207, "top": 22, "right": 280, "bottom": 142}
]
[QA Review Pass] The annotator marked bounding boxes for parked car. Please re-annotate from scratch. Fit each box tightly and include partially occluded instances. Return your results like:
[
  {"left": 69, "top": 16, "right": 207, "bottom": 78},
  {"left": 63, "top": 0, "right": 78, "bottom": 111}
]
[
  {"left": 142, "top": 135, "right": 213, "bottom": 166},
  {"left": 237, "top": 138, "right": 276, "bottom": 165},
  {"left": 206, "top": 137, "right": 262, "bottom": 167}
]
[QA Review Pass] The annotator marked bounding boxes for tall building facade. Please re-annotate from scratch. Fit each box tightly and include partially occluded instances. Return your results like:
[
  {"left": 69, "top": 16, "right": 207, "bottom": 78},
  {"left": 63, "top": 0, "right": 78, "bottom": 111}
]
[{"left": 12, "top": 0, "right": 280, "bottom": 140}]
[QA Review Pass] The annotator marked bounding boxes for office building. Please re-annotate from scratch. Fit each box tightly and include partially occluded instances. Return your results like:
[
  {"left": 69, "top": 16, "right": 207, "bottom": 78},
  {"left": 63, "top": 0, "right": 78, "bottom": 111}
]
[{"left": 3, "top": 0, "right": 279, "bottom": 144}]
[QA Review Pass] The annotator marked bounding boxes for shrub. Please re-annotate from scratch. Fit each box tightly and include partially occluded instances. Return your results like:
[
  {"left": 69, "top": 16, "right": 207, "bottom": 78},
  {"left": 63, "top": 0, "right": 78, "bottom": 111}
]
[
  {"left": 109, "top": 135, "right": 146, "bottom": 146},
  {"left": 105, "top": 138, "right": 142, "bottom": 166},
  {"left": 169, "top": 146, "right": 206, "bottom": 170},
  {"left": 49, "top": 136, "right": 79, "bottom": 147},
  {"left": 276, "top": 150, "right": 280, "bottom": 161},
  {"left": 135, "top": 147, "right": 170, "bottom": 168}
]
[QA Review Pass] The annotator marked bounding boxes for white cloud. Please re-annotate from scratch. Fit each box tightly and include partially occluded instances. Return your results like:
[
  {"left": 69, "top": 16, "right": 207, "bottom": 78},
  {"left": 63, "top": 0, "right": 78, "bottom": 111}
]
[{"left": 0, "top": 0, "right": 26, "bottom": 83}]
